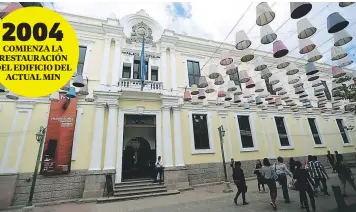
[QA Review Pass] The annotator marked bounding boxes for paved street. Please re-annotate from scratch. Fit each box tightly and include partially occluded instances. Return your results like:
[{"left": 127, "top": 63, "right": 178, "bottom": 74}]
[{"left": 4, "top": 169, "right": 356, "bottom": 212}]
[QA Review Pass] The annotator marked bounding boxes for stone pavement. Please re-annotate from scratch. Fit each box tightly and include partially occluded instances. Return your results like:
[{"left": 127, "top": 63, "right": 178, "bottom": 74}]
[{"left": 3, "top": 169, "right": 356, "bottom": 212}]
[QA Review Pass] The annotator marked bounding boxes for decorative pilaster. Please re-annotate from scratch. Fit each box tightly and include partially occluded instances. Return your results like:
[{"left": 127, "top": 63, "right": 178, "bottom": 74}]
[
  {"left": 161, "top": 46, "right": 168, "bottom": 89},
  {"left": 259, "top": 113, "right": 270, "bottom": 158},
  {"left": 172, "top": 106, "right": 184, "bottom": 166},
  {"left": 218, "top": 112, "right": 230, "bottom": 161},
  {"left": 162, "top": 106, "right": 173, "bottom": 167},
  {"left": 111, "top": 39, "right": 121, "bottom": 88},
  {"left": 170, "top": 48, "right": 177, "bottom": 91},
  {"left": 104, "top": 102, "right": 118, "bottom": 170},
  {"left": 295, "top": 115, "right": 309, "bottom": 156},
  {"left": 99, "top": 37, "right": 112, "bottom": 88},
  {"left": 88, "top": 103, "right": 106, "bottom": 170}
]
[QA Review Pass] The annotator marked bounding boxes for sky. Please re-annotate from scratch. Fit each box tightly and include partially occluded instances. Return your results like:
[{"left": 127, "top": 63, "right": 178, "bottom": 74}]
[{"left": 53, "top": 2, "right": 356, "bottom": 71}]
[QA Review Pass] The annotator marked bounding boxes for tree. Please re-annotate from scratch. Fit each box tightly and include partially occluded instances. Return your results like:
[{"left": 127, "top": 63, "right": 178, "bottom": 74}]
[{"left": 335, "top": 76, "right": 356, "bottom": 114}]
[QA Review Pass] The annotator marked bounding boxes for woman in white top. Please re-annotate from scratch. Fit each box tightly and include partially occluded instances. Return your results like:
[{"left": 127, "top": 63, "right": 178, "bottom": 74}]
[
  {"left": 261, "top": 158, "right": 278, "bottom": 210},
  {"left": 275, "top": 156, "right": 292, "bottom": 203}
]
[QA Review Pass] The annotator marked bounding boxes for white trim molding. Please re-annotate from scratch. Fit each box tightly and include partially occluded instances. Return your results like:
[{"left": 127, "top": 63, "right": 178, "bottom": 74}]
[
  {"left": 78, "top": 39, "right": 94, "bottom": 79},
  {"left": 71, "top": 107, "right": 84, "bottom": 161},
  {"left": 306, "top": 116, "right": 327, "bottom": 148},
  {"left": 334, "top": 117, "right": 354, "bottom": 147},
  {"left": 234, "top": 112, "right": 259, "bottom": 152},
  {"left": 188, "top": 111, "right": 215, "bottom": 155},
  {"left": 272, "top": 114, "right": 295, "bottom": 150}
]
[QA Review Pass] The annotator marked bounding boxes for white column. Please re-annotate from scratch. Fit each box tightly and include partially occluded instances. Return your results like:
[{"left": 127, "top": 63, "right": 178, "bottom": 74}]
[
  {"left": 99, "top": 37, "right": 112, "bottom": 86},
  {"left": 88, "top": 103, "right": 106, "bottom": 170},
  {"left": 161, "top": 46, "right": 168, "bottom": 89},
  {"left": 173, "top": 107, "right": 184, "bottom": 166},
  {"left": 170, "top": 48, "right": 177, "bottom": 90},
  {"left": 162, "top": 106, "right": 173, "bottom": 167},
  {"left": 148, "top": 58, "right": 152, "bottom": 81},
  {"left": 111, "top": 39, "right": 121, "bottom": 87},
  {"left": 297, "top": 116, "right": 310, "bottom": 156},
  {"left": 104, "top": 103, "right": 118, "bottom": 170}
]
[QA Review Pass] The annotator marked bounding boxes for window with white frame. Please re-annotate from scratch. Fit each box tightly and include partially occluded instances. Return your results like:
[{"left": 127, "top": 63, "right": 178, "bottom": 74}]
[
  {"left": 122, "top": 63, "right": 131, "bottom": 79},
  {"left": 307, "top": 118, "right": 322, "bottom": 145},
  {"left": 274, "top": 116, "right": 290, "bottom": 146},
  {"left": 151, "top": 66, "right": 159, "bottom": 81},
  {"left": 237, "top": 115, "right": 254, "bottom": 148},
  {"left": 133, "top": 58, "right": 148, "bottom": 80},
  {"left": 192, "top": 114, "right": 210, "bottom": 150},
  {"left": 187, "top": 60, "right": 201, "bottom": 87},
  {"left": 76, "top": 46, "right": 87, "bottom": 76},
  {"left": 336, "top": 119, "right": 349, "bottom": 144}
]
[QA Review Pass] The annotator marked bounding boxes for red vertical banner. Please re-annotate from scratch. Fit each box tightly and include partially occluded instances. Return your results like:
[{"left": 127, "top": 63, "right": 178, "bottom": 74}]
[{"left": 40, "top": 93, "right": 78, "bottom": 175}]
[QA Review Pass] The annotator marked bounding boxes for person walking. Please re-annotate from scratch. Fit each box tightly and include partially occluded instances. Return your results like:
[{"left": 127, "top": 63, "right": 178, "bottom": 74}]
[
  {"left": 254, "top": 159, "right": 266, "bottom": 193},
  {"left": 289, "top": 157, "right": 296, "bottom": 174},
  {"left": 308, "top": 155, "right": 329, "bottom": 196},
  {"left": 335, "top": 151, "right": 344, "bottom": 163},
  {"left": 154, "top": 156, "right": 164, "bottom": 184},
  {"left": 335, "top": 160, "right": 356, "bottom": 197},
  {"left": 293, "top": 161, "right": 316, "bottom": 212},
  {"left": 261, "top": 158, "right": 278, "bottom": 210},
  {"left": 275, "top": 156, "right": 292, "bottom": 203},
  {"left": 232, "top": 161, "right": 249, "bottom": 206},
  {"left": 327, "top": 150, "right": 336, "bottom": 173}
]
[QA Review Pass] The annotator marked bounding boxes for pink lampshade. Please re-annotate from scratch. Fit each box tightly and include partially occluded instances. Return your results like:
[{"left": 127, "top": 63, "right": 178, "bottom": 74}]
[
  {"left": 198, "top": 89, "right": 206, "bottom": 99},
  {"left": 332, "top": 66, "right": 346, "bottom": 78},
  {"left": 183, "top": 90, "right": 192, "bottom": 101},
  {"left": 245, "top": 78, "right": 255, "bottom": 88},
  {"left": 268, "top": 98, "right": 275, "bottom": 105},
  {"left": 217, "top": 87, "right": 226, "bottom": 97},
  {"left": 275, "top": 98, "right": 282, "bottom": 106},
  {"left": 239, "top": 70, "right": 250, "bottom": 83},
  {"left": 273, "top": 40, "right": 289, "bottom": 58},
  {"left": 220, "top": 51, "right": 233, "bottom": 66}
]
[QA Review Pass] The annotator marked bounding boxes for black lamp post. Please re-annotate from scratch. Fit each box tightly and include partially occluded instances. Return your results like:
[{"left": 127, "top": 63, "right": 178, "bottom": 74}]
[
  {"left": 26, "top": 126, "right": 46, "bottom": 207},
  {"left": 218, "top": 125, "right": 232, "bottom": 193}
]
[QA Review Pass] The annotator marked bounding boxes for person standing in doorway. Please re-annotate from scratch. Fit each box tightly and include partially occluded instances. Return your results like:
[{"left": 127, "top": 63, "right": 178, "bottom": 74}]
[
  {"left": 154, "top": 156, "right": 164, "bottom": 184},
  {"left": 294, "top": 161, "right": 316, "bottom": 212},
  {"left": 254, "top": 159, "right": 266, "bottom": 193},
  {"left": 275, "top": 156, "right": 292, "bottom": 203},
  {"left": 261, "top": 158, "right": 278, "bottom": 210},
  {"left": 309, "top": 155, "right": 329, "bottom": 196},
  {"left": 327, "top": 150, "right": 336, "bottom": 173},
  {"left": 232, "top": 161, "right": 249, "bottom": 206}
]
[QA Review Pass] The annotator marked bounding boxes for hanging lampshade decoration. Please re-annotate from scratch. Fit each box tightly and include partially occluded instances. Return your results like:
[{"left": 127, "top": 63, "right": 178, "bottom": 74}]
[
  {"left": 299, "top": 91, "right": 308, "bottom": 98},
  {"left": 191, "top": 84, "right": 199, "bottom": 95},
  {"left": 85, "top": 92, "right": 94, "bottom": 102},
  {"left": 227, "top": 80, "right": 237, "bottom": 92},
  {"left": 198, "top": 89, "right": 206, "bottom": 99},
  {"left": 260, "top": 90, "right": 270, "bottom": 98},
  {"left": 220, "top": 50, "right": 233, "bottom": 66},
  {"left": 312, "top": 80, "right": 323, "bottom": 87},
  {"left": 277, "top": 59, "right": 290, "bottom": 69},
  {"left": 256, "top": 96, "right": 263, "bottom": 105},
  {"left": 281, "top": 94, "right": 289, "bottom": 100},
  {"left": 265, "top": 94, "right": 273, "bottom": 101},
  {"left": 293, "top": 79, "right": 304, "bottom": 88},
  {"left": 317, "top": 93, "right": 326, "bottom": 99},
  {"left": 245, "top": 78, "right": 255, "bottom": 88},
  {"left": 217, "top": 86, "right": 226, "bottom": 97},
  {"left": 216, "top": 97, "right": 223, "bottom": 106},
  {"left": 225, "top": 92, "right": 232, "bottom": 101},
  {"left": 273, "top": 40, "right": 289, "bottom": 58},
  {"left": 235, "top": 86, "right": 243, "bottom": 95},
  {"left": 300, "top": 97, "right": 309, "bottom": 103},
  {"left": 214, "top": 75, "right": 224, "bottom": 85},
  {"left": 288, "top": 75, "right": 299, "bottom": 84},
  {"left": 278, "top": 88, "right": 287, "bottom": 96},
  {"left": 256, "top": 2, "right": 275, "bottom": 26},
  {"left": 72, "top": 75, "right": 85, "bottom": 87},
  {"left": 262, "top": 104, "right": 268, "bottom": 110},
  {"left": 239, "top": 70, "right": 250, "bottom": 83},
  {"left": 224, "top": 101, "right": 231, "bottom": 108},
  {"left": 66, "top": 87, "right": 77, "bottom": 98},
  {"left": 297, "top": 18, "right": 317, "bottom": 39},
  {"left": 287, "top": 100, "right": 296, "bottom": 106},
  {"left": 198, "top": 76, "right": 208, "bottom": 88},
  {"left": 205, "top": 82, "right": 215, "bottom": 94},
  {"left": 226, "top": 63, "right": 238, "bottom": 75},
  {"left": 61, "top": 81, "right": 70, "bottom": 91},
  {"left": 353, "top": 71, "right": 356, "bottom": 80},
  {"left": 240, "top": 48, "right": 254, "bottom": 62},
  {"left": 290, "top": 2, "right": 312, "bottom": 19},
  {"left": 307, "top": 48, "right": 323, "bottom": 62},
  {"left": 305, "top": 62, "right": 319, "bottom": 76},
  {"left": 255, "top": 81, "right": 264, "bottom": 92},
  {"left": 235, "top": 30, "right": 251, "bottom": 50},
  {"left": 286, "top": 63, "right": 299, "bottom": 75},
  {"left": 273, "top": 83, "right": 283, "bottom": 92},
  {"left": 191, "top": 95, "right": 199, "bottom": 105},
  {"left": 0, "top": 83, "right": 5, "bottom": 92},
  {"left": 315, "top": 85, "right": 325, "bottom": 93},
  {"left": 338, "top": 56, "right": 353, "bottom": 68},
  {"left": 243, "top": 88, "right": 253, "bottom": 98},
  {"left": 332, "top": 66, "right": 346, "bottom": 78},
  {"left": 268, "top": 98, "right": 275, "bottom": 105},
  {"left": 202, "top": 98, "right": 209, "bottom": 107},
  {"left": 208, "top": 64, "right": 220, "bottom": 79},
  {"left": 285, "top": 98, "right": 293, "bottom": 103},
  {"left": 248, "top": 96, "right": 255, "bottom": 104},
  {"left": 332, "top": 82, "right": 342, "bottom": 91},
  {"left": 277, "top": 105, "right": 284, "bottom": 111},
  {"left": 299, "top": 38, "right": 316, "bottom": 54},
  {"left": 255, "top": 57, "right": 267, "bottom": 71},
  {"left": 6, "top": 91, "right": 19, "bottom": 100},
  {"left": 307, "top": 74, "right": 319, "bottom": 81},
  {"left": 184, "top": 90, "right": 192, "bottom": 101},
  {"left": 339, "top": 2, "right": 354, "bottom": 7},
  {"left": 269, "top": 74, "right": 280, "bottom": 85},
  {"left": 295, "top": 86, "right": 305, "bottom": 94},
  {"left": 315, "top": 90, "right": 324, "bottom": 97},
  {"left": 234, "top": 93, "right": 242, "bottom": 103},
  {"left": 260, "top": 24, "right": 277, "bottom": 44},
  {"left": 334, "top": 29, "right": 353, "bottom": 46},
  {"left": 275, "top": 98, "right": 282, "bottom": 106},
  {"left": 78, "top": 83, "right": 89, "bottom": 96},
  {"left": 327, "top": 12, "right": 349, "bottom": 33},
  {"left": 331, "top": 46, "right": 347, "bottom": 61},
  {"left": 49, "top": 91, "right": 60, "bottom": 102},
  {"left": 243, "top": 102, "right": 250, "bottom": 109},
  {"left": 261, "top": 68, "right": 272, "bottom": 79}
]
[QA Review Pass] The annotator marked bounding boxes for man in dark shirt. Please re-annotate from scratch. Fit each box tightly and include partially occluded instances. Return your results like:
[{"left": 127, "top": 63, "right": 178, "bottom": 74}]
[
  {"left": 335, "top": 151, "right": 343, "bottom": 163},
  {"left": 327, "top": 150, "right": 336, "bottom": 173},
  {"left": 233, "top": 161, "right": 248, "bottom": 206}
]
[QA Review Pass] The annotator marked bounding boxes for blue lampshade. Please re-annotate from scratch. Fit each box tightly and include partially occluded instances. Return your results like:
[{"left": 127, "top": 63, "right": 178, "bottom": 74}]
[
  {"left": 327, "top": 12, "right": 349, "bottom": 33},
  {"left": 243, "top": 102, "right": 250, "bottom": 109},
  {"left": 65, "top": 87, "right": 76, "bottom": 98}
]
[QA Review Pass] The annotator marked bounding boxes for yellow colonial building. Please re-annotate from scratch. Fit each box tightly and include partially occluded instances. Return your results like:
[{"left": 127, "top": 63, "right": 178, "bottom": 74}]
[{"left": 0, "top": 3, "right": 355, "bottom": 208}]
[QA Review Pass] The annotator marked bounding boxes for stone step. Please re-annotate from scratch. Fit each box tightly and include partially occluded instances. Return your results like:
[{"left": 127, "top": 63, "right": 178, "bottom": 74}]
[
  {"left": 114, "top": 188, "right": 167, "bottom": 197},
  {"left": 114, "top": 184, "right": 166, "bottom": 192},
  {"left": 97, "top": 190, "right": 180, "bottom": 203},
  {"left": 118, "top": 179, "right": 153, "bottom": 185},
  {"left": 115, "top": 181, "right": 160, "bottom": 188}
]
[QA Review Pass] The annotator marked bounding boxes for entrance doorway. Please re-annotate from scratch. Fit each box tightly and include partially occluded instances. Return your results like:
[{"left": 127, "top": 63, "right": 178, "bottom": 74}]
[{"left": 122, "top": 115, "right": 156, "bottom": 180}]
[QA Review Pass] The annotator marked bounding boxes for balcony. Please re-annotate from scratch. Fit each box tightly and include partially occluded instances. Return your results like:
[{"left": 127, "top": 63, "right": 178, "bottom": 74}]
[{"left": 119, "top": 78, "right": 163, "bottom": 93}]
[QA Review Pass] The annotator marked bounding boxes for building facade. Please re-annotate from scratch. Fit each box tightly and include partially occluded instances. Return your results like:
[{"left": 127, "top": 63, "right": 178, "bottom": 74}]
[{"left": 0, "top": 4, "right": 355, "bottom": 207}]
